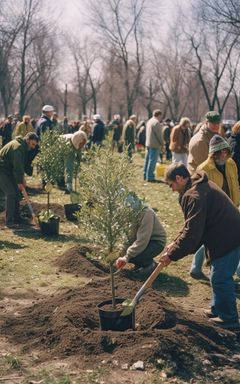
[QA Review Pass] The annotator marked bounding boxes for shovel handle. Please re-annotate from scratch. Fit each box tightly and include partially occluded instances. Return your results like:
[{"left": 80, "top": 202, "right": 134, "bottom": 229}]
[
  {"left": 22, "top": 188, "right": 37, "bottom": 225},
  {"left": 134, "top": 262, "right": 165, "bottom": 304}
]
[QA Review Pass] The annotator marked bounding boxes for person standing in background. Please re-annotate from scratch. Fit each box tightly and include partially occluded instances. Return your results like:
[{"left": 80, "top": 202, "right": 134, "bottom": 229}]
[
  {"left": 13, "top": 115, "right": 34, "bottom": 138},
  {"left": 188, "top": 111, "right": 221, "bottom": 174},
  {"left": 36, "top": 105, "right": 54, "bottom": 138},
  {"left": 122, "top": 115, "right": 137, "bottom": 160},
  {"left": 0, "top": 115, "right": 13, "bottom": 147},
  {"left": 169, "top": 117, "right": 191, "bottom": 167},
  {"left": 143, "top": 110, "right": 163, "bottom": 182}
]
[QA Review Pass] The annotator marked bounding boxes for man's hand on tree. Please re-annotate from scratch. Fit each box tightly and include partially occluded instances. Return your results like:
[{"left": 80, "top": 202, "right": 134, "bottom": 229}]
[{"left": 115, "top": 256, "right": 128, "bottom": 269}]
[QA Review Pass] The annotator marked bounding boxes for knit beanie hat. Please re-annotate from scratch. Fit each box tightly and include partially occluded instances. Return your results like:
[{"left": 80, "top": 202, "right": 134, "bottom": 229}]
[
  {"left": 205, "top": 111, "right": 221, "bottom": 123},
  {"left": 209, "top": 134, "right": 230, "bottom": 154}
]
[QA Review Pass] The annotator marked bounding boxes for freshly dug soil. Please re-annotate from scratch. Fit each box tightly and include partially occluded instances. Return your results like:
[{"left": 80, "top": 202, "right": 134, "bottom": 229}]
[
  {"left": 56, "top": 245, "right": 108, "bottom": 277},
  {"left": 1, "top": 251, "right": 239, "bottom": 378},
  {"left": 29, "top": 201, "right": 66, "bottom": 222},
  {"left": 0, "top": 201, "right": 65, "bottom": 227},
  {"left": 0, "top": 200, "right": 66, "bottom": 227}
]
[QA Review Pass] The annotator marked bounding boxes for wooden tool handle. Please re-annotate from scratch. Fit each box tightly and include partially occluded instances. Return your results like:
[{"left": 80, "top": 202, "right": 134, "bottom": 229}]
[
  {"left": 22, "top": 188, "right": 37, "bottom": 225},
  {"left": 134, "top": 262, "right": 165, "bottom": 303}
]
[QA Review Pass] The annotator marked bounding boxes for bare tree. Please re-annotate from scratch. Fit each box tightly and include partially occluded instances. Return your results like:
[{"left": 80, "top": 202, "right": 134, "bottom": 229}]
[
  {"left": 152, "top": 23, "right": 196, "bottom": 121},
  {"left": 67, "top": 35, "right": 101, "bottom": 118},
  {"left": 16, "top": 0, "right": 58, "bottom": 117},
  {"left": 197, "top": 0, "right": 240, "bottom": 30},
  {"left": 186, "top": 21, "right": 240, "bottom": 116},
  {"left": 88, "top": 0, "right": 146, "bottom": 116},
  {"left": 0, "top": 2, "right": 22, "bottom": 116}
]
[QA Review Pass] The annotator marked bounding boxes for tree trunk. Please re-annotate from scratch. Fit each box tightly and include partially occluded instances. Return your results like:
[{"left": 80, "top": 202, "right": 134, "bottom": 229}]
[{"left": 110, "top": 263, "right": 116, "bottom": 309}]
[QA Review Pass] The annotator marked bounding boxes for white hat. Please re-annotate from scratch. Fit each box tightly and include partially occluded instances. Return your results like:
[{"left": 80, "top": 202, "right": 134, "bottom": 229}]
[
  {"left": 93, "top": 114, "right": 101, "bottom": 121},
  {"left": 71, "top": 130, "right": 87, "bottom": 150},
  {"left": 42, "top": 105, "right": 54, "bottom": 112}
]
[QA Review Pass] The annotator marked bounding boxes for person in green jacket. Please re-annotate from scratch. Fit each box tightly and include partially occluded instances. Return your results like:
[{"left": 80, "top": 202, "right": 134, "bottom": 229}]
[{"left": 0, "top": 132, "right": 39, "bottom": 228}]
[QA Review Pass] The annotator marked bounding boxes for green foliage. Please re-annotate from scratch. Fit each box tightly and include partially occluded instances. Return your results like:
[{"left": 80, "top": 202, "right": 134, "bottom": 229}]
[
  {"left": 38, "top": 130, "right": 71, "bottom": 184},
  {"left": 5, "top": 353, "right": 22, "bottom": 370},
  {"left": 77, "top": 144, "right": 143, "bottom": 258},
  {"left": 38, "top": 209, "right": 56, "bottom": 222}
]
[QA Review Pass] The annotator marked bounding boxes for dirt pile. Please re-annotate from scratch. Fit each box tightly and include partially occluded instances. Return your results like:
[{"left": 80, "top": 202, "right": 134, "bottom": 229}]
[
  {"left": 1, "top": 251, "right": 239, "bottom": 378},
  {"left": 0, "top": 201, "right": 65, "bottom": 227},
  {"left": 56, "top": 245, "right": 108, "bottom": 277},
  {"left": 29, "top": 202, "right": 66, "bottom": 221}
]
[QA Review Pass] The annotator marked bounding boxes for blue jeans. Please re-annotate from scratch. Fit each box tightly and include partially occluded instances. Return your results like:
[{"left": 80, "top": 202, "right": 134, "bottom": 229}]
[
  {"left": 191, "top": 245, "right": 205, "bottom": 274},
  {"left": 143, "top": 148, "right": 159, "bottom": 181},
  {"left": 210, "top": 246, "right": 240, "bottom": 322}
]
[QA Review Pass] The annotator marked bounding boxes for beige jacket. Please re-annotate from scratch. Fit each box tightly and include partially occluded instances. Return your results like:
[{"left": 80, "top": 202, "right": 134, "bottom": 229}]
[
  {"left": 13, "top": 122, "right": 34, "bottom": 138},
  {"left": 145, "top": 116, "right": 164, "bottom": 149},
  {"left": 187, "top": 125, "right": 215, "bottom": 174},
  {"left": 126, "top": 207, "right": 167, "bottom": 260}
]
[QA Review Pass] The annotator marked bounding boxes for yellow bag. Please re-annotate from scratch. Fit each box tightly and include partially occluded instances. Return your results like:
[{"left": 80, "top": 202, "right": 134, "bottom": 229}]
[{"left": 155, "top": 162, "right": 166, "bottom": 178}]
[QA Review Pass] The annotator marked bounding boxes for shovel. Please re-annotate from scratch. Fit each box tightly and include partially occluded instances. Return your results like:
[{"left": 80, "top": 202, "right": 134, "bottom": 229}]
[
  {"left": 121, "top": 261, "right": 165, "bottom": 316},
  {"left": 22, "top": 188, "right": 38, "bottom": 226}
]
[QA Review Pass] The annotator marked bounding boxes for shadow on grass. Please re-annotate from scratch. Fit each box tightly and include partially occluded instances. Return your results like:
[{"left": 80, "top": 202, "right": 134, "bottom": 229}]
[
  {"left": 0, "top": 240, "right": 28, "bottom": 250},
  {"left": 25, "top": 186, "right": 44, "bottom": 195},
  {"left": 152, "top": 272, "right": 189, "bottom": 297},
  {"left": 12, "top": 227, "right": 88, "bottom": 244}
]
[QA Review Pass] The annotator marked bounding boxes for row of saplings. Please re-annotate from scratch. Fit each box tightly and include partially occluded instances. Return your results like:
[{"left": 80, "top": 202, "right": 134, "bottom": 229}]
[{"left": 34, "top": 131, "right": 144, "bottom": 331}]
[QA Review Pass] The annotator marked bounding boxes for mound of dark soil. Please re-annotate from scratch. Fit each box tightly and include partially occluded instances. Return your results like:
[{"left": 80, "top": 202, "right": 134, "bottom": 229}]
[
  {"left": 56, "top": 246, "right": 108, "bottom": 277},
  {"left": 30, "top": 202, "right": 65, "bottom": 221},
  {"left": 0, "top": 201, "right": 65, "bottom": 227},
  {"left": 1, "top": 273, "right": 239, "bottom": 378}
]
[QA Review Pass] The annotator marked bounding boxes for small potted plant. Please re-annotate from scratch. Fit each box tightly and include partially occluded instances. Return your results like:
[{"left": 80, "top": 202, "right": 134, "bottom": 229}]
[
  {"left": 38, "top": 181, "right": 60, "bottom": 235},
  {"left": 77, "top": 143, "right": 143, "bottom": 331},
  {"left": 37, "top": 130, "right": 69, "bottom": 235}
]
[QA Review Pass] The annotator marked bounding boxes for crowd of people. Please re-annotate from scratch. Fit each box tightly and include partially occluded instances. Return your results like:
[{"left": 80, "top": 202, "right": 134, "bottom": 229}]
[{"left": 0, "top": 105, "right": 240, "bottom": 330}]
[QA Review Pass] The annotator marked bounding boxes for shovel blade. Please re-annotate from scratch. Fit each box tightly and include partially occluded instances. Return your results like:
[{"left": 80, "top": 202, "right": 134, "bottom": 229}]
[{"left": 121, "top": 298, "right": 135, "bottom": 317}]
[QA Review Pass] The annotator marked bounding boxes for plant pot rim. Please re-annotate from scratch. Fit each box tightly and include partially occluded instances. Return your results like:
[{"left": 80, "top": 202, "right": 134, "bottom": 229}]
[
  {"left": 97, "top": 297, "right": 127, "bottom": 313},
  {"left": 38, "top": 214, "right": 60, "bottom": 222}
]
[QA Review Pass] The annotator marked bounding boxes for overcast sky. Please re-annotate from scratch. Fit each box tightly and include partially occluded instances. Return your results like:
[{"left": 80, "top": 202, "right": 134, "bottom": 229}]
[
  {"left": 51, "top": 0, "right": 192, "bottom": 87},
  {"left": 53, "top": 0, "right": 192, "bottom": 34}
]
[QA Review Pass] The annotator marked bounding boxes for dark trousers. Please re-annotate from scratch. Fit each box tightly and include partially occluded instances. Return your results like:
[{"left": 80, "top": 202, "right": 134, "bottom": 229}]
[
  {"left": 130, "top": 240, "right": 165, "bottom": 268},
  {"left": 0, "top": 172, "right": 20, "bottom": 225}
]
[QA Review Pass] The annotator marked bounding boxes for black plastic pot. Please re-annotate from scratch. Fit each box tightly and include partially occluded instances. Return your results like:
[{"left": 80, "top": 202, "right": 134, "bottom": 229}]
[
  {"left": 64, "top": 203, "right": 81, "bottom": 222},
  {"left": 97, "top": 298, "right": 135, "bottom": 331},
  {"left": 38, "top": 216, "right": 60, "bottom": 236}
]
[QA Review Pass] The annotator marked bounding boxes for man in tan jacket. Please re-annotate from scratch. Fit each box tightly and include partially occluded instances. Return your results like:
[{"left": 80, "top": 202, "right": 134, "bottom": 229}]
[
  {"left": 13, "top": 115, "right": 34, "bottom": 138},
  {"left": 144, "top": 109, "right": 164, "bottom": 182},
  {"left": 187, "top": 111, "right": 221, "bottom": 174}
]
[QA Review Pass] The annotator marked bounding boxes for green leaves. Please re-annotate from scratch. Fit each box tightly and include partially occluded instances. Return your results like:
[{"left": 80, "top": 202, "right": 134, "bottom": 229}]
[
  {"left": 77, "top": 143, "right": 143, "bottom": 262},
  {"left": 38, "top": 130, "right": 71, "bottom": 184}
]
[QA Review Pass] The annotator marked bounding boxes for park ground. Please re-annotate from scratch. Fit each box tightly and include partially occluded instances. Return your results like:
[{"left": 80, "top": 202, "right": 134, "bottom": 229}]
[{"left": 0, "top": 153, "right": 240, "bottom": 384}]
